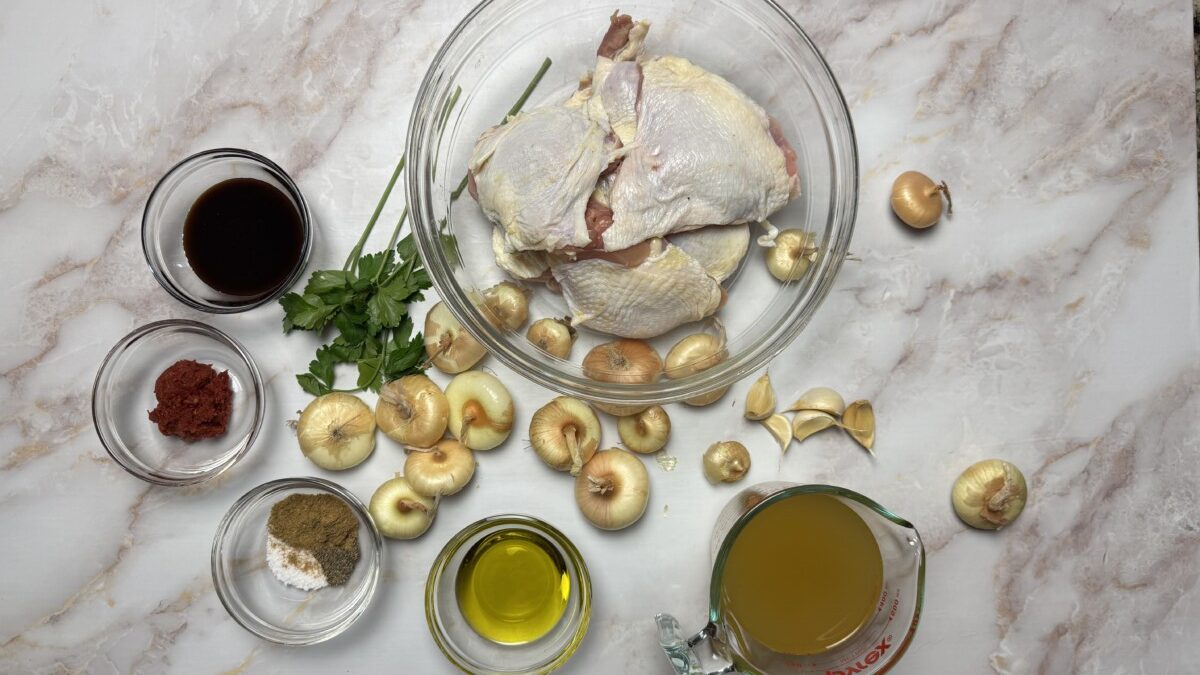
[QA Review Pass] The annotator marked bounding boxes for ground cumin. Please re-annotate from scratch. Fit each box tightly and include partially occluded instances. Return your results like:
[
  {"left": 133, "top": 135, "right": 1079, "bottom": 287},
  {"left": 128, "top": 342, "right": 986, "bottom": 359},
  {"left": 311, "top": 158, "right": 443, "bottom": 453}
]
[
  {"left": 268, "top": 493, "right": 360, "bottom": 586},
  {"left": 147, "top": 359, "right": 232, "bottom": 441}
]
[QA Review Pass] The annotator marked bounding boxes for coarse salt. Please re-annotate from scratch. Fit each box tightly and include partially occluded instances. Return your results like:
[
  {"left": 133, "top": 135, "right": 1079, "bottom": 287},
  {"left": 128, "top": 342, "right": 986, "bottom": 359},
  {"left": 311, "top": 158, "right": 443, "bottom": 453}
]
[{"left": 266, "top": 534, "right": 327, "bottom": 590}]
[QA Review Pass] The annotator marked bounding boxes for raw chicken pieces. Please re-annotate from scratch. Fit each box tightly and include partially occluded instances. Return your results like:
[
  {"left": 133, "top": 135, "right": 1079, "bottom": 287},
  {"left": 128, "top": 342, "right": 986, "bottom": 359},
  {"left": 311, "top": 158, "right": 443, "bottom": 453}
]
[{"left": 468, "top": 13, "right": 798, "bottom": 338}]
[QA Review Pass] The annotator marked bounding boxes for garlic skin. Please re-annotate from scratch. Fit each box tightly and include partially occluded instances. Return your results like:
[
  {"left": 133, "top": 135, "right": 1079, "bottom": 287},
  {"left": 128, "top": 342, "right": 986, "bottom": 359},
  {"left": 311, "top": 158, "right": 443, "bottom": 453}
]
[
  {"left": 744, "top": 372, "right": 776, "bottom": 420},
  {"left": 376, "top": 375, "right": 448, "bottom": 448},
  {"left": 574, "top": 449, "right": 650, "bottom": 531},
  {"left": 445, "top": 370, "right": 514, "bottom": 450},
  {"left": 425, "top": 302, "right": 487, "bottom": 374},
  {"left": 297, "top": 393, "right": 377, "bottom": 470},
  {"left": 891, "top": 171, "right": 951, "bottom": 229},
  {"left": 529, "top": 397, "right": 601, "bottom": 475},
  {"left": 842, "top": 400, "right": 876, "bottom": 454},
  {"left": 582, "top": 339, "right": 663, "bottom": 384},
  {"left": 527, "top": 317, "right": 576, "bottom": 359},
  {"left": 765, "top": 229, "right": 817, "bottom": 281},
  {"left": 786, "top": 386, "right": 845, "bottom": 417},
  {"left": 952, "top": 459, "right": 1027, "bottom": 530},
  {"left": 480, "top": 281, "right": 530, "bottom": 331},
  {"left": 792, "top": 409, "right": 837, "bottom": 442},
  {"left": 762, "top": 413, "right": 792, "bottom": 452},
  {"left": 617, "top": 405, "right": 671, "bottom": 454},
  {"left": 404, "top": 439, "right": 476, "bottom": 497},
  {"left": 703, "top": 441, "right": 751, "bottom": 484},
  {"left": 369, "top": 475, "right": 436, "bottom": 540}
]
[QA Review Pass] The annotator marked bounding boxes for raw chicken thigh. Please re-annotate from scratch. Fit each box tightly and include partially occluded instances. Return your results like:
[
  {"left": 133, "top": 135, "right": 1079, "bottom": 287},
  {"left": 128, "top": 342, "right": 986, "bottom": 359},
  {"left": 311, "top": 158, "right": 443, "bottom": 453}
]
[{"left": 468, "top": 13, "right": 798, "bottom": 338}]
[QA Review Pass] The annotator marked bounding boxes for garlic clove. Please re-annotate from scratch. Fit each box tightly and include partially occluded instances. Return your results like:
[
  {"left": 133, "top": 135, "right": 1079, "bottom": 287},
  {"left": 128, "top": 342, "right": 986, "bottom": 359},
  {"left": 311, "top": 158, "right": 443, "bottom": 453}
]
[
  {"left": 404, "top": 439, "right": 476, "bottom": 497},
  {"left": 703, "top": 441, "right": 751, "bottom": 484},
  {"left": 376, "top": 375, "right": 449, "bottom": 448},
  {"left": 529, "top": 397, "right": 601, "bottom": 475},
  {"left": 445, "top": 370, "right": 514, "bottom": 451},
  {"left": 574, "top": 449, "right": 650, "bottom": 530},
  {"left": 792, "top": 409, "right": 837, "bottom": 442},
  {"left": 842, "top": 399, "right": 876, "bottom": 454},
  {"left": 951, "top": 459, "right": 1027, "bottom": 530},
  {"left": 526, "top": 317, "right": 576, "bottom": 359},
  {"left": 765, "top": 229, "right": 817, "bottom": 282},
  {"left": 762, "top": 414, "right": 793, "bottom": 453},
  {"left": 297, "top": 393, "right": 377, "bottom": 470},
  {"left": 785, "top": 387, "right": 845, "bottom": 417},
  {"left": 369, "top": 475, "right": 437, "bottom": 540},
  {"left": 424, "top": 302, "right": 487, "bottom": 374},
  {"left": 744, "top": 372, "right": 776, "bottom": 420},
  {"left": 617, "top": 405, "right": 671, "bottom": 454}
]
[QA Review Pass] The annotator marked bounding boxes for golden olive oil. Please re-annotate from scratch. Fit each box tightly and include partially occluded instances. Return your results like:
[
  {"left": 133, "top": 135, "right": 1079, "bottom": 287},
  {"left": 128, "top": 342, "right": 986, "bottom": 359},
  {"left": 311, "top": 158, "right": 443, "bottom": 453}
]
[
  {"left": 720, "top": 493, "right": 883, "bottom": 656},
  {"left": 455, "top": 528, "right": 570, "bottom": 644}
]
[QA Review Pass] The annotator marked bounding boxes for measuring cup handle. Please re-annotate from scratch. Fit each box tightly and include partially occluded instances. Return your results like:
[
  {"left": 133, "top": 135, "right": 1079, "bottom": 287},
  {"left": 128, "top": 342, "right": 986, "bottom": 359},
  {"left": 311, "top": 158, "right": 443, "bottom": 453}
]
[{"left": 655, "top": 614, "right": 745, "bottom": 675}]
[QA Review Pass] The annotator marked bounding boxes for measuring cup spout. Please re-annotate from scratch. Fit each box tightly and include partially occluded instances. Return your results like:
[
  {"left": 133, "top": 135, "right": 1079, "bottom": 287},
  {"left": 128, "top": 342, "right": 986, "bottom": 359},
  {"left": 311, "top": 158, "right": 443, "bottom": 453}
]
[{"left": 656, "top": 614, "right": 747, "bottom": 675}]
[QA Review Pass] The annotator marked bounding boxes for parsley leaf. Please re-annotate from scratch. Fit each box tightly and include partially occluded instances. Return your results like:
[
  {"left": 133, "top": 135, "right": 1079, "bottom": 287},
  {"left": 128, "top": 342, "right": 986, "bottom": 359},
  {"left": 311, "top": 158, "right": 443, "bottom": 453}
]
[{"left": 280, "top": 293, "right": 336, "bottom": 332}]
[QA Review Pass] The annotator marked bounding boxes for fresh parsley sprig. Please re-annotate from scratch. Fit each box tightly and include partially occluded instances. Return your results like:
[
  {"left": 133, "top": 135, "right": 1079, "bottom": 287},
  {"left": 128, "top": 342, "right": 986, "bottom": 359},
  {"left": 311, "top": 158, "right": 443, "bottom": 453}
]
[{"left": 280, "top": 57, "right": 553, "bottom": 396}]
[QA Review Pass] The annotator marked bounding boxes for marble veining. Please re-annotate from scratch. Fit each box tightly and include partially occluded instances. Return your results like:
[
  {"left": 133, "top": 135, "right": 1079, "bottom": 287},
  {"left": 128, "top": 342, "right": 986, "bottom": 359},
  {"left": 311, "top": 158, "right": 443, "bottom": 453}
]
[{"left": 1, "top": 0, "right": 1197, "bottom": 673}]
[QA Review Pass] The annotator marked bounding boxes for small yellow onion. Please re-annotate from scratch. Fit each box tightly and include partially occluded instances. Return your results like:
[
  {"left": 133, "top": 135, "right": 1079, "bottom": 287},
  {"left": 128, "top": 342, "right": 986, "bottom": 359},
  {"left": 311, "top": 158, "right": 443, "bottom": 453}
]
[
  {"left": 765, "top": 229, "right": 817, "bottom": 281},
  {"left": 529, "top": 397, "right": 601, "bottom": 475},
  {"left": 891, "top": 171, "right": 952, "bottom": 229},
  {"left": 616, "top": 405, "right": 671, "bottom": 454},
  {"left": 526, "top": 317, "right": 576, "bottom": 359},
  {"left": 703, "top": 441, "right": 751, "bottom": 484},
  {"left": 375, "top": 375, "right": 449, "bottom": 448},
  {"left": 479, "top": 281, "right": 530, "bottom": 331},
  {"left": 951, "top": 459, "right": 1027, "bottom": 530},
  {"left": 582, "top": 339, "right": 663, "bottom": 384},
  {"left": 404, "top": 439, "right": 476, "bottom": 497}
]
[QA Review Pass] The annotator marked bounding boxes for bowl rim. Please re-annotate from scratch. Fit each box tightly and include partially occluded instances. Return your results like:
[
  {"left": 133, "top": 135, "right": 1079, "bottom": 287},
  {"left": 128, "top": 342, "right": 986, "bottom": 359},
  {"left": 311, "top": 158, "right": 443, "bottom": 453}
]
[
  {"left": 140, "top": 147, "right": 313, "bottom": 314},
  {"left": 91, "top": 318, "right": 265, "bottom": 486},
  {"left": 210, "top": 476, "right": 384, "bottom": 646},
  {"left": 425, "top": 513, "right": 592, "bottom": 674},
  {"left": 406, "top": 0, "right": 860, "bottom": 406}
]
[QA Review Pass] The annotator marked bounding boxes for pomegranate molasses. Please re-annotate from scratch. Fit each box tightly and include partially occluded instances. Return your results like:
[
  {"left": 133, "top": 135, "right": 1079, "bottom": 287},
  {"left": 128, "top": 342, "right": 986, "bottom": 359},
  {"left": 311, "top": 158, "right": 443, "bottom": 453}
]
[{"left": 183, "top": 178, "right": 304, "bottom": 297}]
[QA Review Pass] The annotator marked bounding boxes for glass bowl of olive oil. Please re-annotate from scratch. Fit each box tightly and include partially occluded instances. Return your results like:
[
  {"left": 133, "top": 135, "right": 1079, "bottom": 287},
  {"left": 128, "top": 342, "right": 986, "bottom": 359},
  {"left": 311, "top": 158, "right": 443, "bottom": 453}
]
[{"left": 426, "top": 515, "right": 591, "bottom": 674}]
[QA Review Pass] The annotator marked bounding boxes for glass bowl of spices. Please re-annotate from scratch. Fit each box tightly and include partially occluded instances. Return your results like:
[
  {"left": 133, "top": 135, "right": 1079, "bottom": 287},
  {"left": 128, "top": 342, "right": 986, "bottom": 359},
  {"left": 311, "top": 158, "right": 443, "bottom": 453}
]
[
  {"left": 425, "top": 515, "right": 592, "bottom": 674},
  {"left": 212, "top": 477, "right": 383, "bottom": 645},
  {"left": 142, "top": 148, "right": 312, "bottom": 312},
  {"left": 92, "top": 319, "right": 264, "bottom": 486}
]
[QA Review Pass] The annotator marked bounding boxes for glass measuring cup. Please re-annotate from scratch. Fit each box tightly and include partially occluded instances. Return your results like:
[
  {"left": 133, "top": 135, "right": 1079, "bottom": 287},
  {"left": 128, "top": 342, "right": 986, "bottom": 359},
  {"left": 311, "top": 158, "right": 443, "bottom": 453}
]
[{"left": 657, "top": 483, "right": 925, "bottom": 674}]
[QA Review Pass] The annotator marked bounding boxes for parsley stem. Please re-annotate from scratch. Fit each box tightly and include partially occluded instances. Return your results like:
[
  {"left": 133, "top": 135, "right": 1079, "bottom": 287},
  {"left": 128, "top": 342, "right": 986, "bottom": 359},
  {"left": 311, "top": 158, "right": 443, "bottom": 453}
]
[{"left": 345, "top": 154, "right": 407, "bottom": 273}]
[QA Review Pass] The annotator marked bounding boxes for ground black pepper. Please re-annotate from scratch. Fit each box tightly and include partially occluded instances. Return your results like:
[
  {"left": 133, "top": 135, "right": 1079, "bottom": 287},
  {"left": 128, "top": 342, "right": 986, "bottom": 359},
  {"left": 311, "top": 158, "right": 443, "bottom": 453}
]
[{"left": 267, "top": 494, "right": 360, "bottom": 586}]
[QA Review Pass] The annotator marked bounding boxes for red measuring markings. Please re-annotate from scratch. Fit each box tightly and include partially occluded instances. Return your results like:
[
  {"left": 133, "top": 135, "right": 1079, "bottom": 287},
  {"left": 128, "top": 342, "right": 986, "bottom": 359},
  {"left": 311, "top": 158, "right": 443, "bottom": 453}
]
[{"left": 824, "top": 635, "right": 893, "bottom": 675}]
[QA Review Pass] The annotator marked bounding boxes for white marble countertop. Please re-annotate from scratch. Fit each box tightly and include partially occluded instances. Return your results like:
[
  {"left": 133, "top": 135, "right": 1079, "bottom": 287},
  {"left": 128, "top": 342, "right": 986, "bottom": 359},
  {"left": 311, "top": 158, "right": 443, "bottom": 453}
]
[{"left": 2, "top": 0, "right": 1197, "bottom": 673}]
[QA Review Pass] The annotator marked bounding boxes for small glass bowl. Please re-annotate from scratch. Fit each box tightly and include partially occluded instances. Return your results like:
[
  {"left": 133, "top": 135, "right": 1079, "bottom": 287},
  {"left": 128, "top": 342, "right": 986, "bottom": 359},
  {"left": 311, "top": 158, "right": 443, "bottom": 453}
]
[
  {"left": 426, "top": 515, "right": 592, "bottom": 674},
  {"left": 142, "top": 148, "right": 312, "bottom": 313},
  {"left": 92, "top": 319, "right": 264, "bottom": 486},
  {"left": 407, "top": 0, "right": 857, "bottom": 408},
  {"left": 212, "top": 477, "right": 383, "bottom": 645}
]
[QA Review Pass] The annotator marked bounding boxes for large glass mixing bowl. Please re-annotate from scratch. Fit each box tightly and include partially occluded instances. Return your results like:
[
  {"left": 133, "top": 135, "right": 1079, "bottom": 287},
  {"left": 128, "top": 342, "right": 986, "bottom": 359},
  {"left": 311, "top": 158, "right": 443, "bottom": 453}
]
[{"left": 407, "top": 0, "right": 857, "bottom": 407}]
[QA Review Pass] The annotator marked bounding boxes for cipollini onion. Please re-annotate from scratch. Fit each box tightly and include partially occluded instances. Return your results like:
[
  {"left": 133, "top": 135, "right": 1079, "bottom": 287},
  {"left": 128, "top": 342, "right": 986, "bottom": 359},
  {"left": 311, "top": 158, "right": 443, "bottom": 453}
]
[
  {"left": 404, "top": 438, "right": 476, "bottom": 497},
  {"left": 574, "top": 449, "right": 650, "bottom": 530},
  {"left": 617, "top": 405, "right": 671, "bottom": 454},
  {"left": 529, "top": 396, "right": 601, "bottom": 475},
  {"left": 424, "top": 302, "right": 487, "bottom": 374},
  {"left": 891, "top": 171, "right": 952, "bottom": 229},
  {"left": 369, "top": 475, "right": 436, "bottom": 540},
  {"left": 297, "top": 393, "right": 377, "bottom": 470},
  {"left": 376, "top": 375, "right": 448, "bottom": 448},
  {"left": 445, "top": 370, "right": 514, "bottom": 450}
]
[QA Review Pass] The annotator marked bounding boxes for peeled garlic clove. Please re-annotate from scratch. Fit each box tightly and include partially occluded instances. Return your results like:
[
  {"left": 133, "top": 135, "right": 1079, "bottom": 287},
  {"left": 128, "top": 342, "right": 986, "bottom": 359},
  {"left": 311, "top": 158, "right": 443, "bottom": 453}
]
[
  {"left": 424, "top": 302, "right": 487, "bottom": 374},
  {"left": 703, "top": 441, "right": 750, "bottom": 484},
  {"left": 297, "top": 393, "right": 377, "bottom": 470},
  {"left": 574, "top": 449, "right": 650, "bottom": 530},
  {"left": 526, "top": 317, "right": 576, "bottom": 359},
  {"left": 617, "top": 405, "right": 671, "bottom": 454},
  {"left": 765, "top": 229, "right": 817, "bottom": 282},
  {"left": 951, "top": 459, "right": 1027, "bottom": 530},
  {"left": 785, "top": 386, "right": 845, "bottom": 416},
  {"left": 842, "top": 399, "right": 876, "bottom": 454},
  {"left": 376, "top": 375, "right": 448, "bottom": 448},
  {"left": 891, "top": 171, "right": 951, "bottom": 229},
  {"left": 479, "top": 281, "right": 530, "bottom": 331},
  {"left": 762, "top": 414, "right": 793, "bottom": 452},
  {"left": 792, "top": 409, "right": 837, "bottom": 442},
  {"left": 529, "top": 397, "right": 601, "bottom": 475},
  {"left": 744, "top": 372, "right": 775, "bottom": 420},
  {"left": 582, "top": 339, "right": 663, "bottom": 384},
  {"left": 664, "top": 333, "right": 726, "bottom": 379},
  {"left": 404, "top": 439, "right": 476, "bottom": 497},
  {"left": 685, "top": 385, "right": 729, "bottom": 407},
  {"left": 369, "top": 475, "right": 436, "bottom": 540},
  {"left": 445, "top": 370, "right": 514, "bottom": 450}
]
